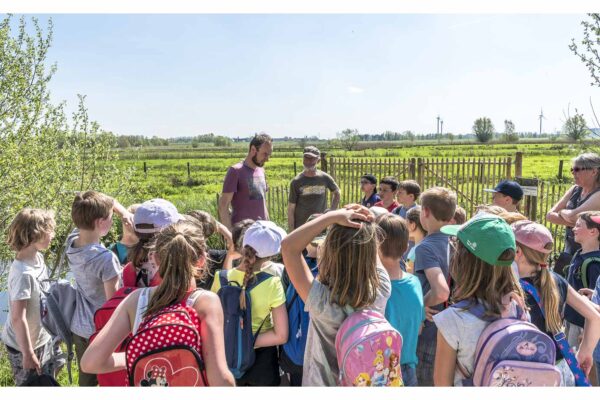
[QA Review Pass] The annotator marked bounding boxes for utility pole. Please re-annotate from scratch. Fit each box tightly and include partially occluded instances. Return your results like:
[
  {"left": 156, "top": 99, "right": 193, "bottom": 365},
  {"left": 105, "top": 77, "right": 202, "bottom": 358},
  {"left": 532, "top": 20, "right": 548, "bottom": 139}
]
[
  {"left": 538, "top": 109, "right": 546, "bottom": 136},
  {"left": 436, "top": 115, "right": 440, "bottom": 135},
  {"left": 441, "top": 120, "right": 444, "bottom": 135}
]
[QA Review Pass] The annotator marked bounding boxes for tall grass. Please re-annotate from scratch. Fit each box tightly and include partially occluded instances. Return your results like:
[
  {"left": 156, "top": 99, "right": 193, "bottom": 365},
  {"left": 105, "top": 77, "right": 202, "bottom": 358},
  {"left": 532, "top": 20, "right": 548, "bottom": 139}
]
[{"left": 0, "top": 344, "right": 79, "bottom": 386}]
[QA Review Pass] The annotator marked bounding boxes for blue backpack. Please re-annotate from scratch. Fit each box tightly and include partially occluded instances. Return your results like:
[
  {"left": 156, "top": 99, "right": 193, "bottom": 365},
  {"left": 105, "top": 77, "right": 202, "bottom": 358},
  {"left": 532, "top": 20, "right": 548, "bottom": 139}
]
[
  {"left": 281, "top": 258, "right": 318, "bottom": 366},
  {"left": 217, "top": 269, "right": 273, "bottom": 379}
]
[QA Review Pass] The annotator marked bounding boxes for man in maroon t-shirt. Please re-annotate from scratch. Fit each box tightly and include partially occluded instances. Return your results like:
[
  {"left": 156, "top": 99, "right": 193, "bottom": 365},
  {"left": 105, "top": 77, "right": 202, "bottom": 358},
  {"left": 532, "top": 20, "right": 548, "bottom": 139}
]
[{"left": 218, "top": 133, "right": 273, "bottom": 229}]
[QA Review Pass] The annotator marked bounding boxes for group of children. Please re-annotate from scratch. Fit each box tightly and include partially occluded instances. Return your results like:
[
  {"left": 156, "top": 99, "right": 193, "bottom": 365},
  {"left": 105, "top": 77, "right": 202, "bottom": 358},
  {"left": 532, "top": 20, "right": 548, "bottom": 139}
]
[{"left": 3, "top": 178, "right": 600, "bottom": 387}]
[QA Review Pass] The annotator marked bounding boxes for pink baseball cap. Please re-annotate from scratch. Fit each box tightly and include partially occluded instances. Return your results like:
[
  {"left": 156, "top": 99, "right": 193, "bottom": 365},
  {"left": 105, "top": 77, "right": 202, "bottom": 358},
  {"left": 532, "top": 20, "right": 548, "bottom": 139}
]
[{"left": 511, "top": 220, "right": 554, "bottom": 254}]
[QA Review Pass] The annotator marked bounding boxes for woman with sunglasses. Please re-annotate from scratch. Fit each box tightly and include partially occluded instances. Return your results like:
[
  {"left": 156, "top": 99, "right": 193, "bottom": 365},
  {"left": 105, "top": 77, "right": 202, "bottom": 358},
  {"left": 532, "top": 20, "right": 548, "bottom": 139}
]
[{"left": 547, "top": 153, "right": 600, "bottom": 275}]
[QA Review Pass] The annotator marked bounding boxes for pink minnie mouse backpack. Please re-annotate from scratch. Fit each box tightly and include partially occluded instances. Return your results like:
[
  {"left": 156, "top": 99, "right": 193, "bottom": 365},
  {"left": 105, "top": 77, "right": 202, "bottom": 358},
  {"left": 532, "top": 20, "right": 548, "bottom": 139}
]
[
  {"left": 335, "top": 309, "right": 403, "bottom": 387},
  {"left": 125, "top": 288, "right": 208, "bottom": 387}
]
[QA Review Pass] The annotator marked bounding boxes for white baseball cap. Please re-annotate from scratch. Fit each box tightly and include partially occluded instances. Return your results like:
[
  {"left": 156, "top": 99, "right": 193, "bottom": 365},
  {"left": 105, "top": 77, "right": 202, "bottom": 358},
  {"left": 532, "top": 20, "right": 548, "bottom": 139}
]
[
  {"left": 242, "top": 220, "right": 287, "bottom": 258},
  {"left": 134, "top": 199, "right": 184, "bottom": 234}
]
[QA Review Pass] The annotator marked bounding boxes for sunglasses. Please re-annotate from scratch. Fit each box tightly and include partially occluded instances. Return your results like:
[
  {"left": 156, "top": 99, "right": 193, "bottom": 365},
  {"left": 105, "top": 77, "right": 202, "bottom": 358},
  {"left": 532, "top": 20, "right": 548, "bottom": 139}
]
[{"left": 571, "top": 167, "right": 592, "bottom": 173}]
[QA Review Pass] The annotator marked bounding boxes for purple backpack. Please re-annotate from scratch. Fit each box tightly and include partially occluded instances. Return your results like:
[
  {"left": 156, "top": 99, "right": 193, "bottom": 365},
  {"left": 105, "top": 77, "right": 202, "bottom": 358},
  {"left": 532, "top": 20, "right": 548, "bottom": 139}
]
[
  {"left": 454, "top": 300, "right": 561, "bottom": 387},
  {"left": 335, "top": 309, "right": 403, "bottom": 387}
]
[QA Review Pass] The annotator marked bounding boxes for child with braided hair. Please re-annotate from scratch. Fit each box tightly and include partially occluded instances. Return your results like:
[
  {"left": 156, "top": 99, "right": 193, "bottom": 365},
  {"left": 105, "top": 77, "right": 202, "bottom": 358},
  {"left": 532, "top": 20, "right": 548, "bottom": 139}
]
[{"left": 210, "top": 220, "right": 289, "bottom": 386}]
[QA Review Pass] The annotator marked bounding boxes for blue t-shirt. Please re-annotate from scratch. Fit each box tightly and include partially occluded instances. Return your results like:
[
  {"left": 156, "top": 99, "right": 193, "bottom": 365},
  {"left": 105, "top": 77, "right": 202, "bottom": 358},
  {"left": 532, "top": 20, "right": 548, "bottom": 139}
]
[
  {"left": 361, "top": 192, "right": 381, "bottom": 208},
  {"left": 592, "top": 275, "right": 600, "bottom": 362},
  {"left": 414, "top": 232, "right": 450, "bottom": 306},
  {"left": 565, "top": 250, "right": 600, "bottom": 327},
  {"left": 392, "top": 203, "right": 416, "bottom": 219},
  {"left": 385, "top": 274, "right": 425, "bottom": 368},
  {"left": 414, "top": 232, "right": 450, "bottom": 341},
  {"left": 108, "top": 242, "right": 129, "bottom": 265}
]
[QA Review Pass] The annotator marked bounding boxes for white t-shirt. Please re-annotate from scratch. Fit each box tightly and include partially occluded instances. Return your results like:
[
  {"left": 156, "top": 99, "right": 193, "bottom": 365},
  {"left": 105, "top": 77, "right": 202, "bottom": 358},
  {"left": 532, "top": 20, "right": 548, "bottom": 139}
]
[{"left": 1, "top": 253, "right": 51, "bottom": 351}]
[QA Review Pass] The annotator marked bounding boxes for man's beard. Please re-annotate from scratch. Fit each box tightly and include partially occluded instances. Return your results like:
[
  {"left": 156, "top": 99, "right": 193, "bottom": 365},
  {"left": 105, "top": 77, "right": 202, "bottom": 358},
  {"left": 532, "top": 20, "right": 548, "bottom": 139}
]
[
  {"left": 252, "top": 155, "right": 265, "bottom": 167},
  {"left": 304, "top": 165, "right": 317, "bottom": 173}
]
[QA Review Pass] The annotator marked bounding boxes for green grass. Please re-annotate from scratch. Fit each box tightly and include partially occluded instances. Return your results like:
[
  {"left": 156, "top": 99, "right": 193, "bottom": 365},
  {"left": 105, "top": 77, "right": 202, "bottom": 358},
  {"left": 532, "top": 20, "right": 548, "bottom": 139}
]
[
  {"left": 119, "top": 141, "right": 596, "bottom": 216},
  {"left": 0, "top": 344, "right": 79, "bottom": 387}
]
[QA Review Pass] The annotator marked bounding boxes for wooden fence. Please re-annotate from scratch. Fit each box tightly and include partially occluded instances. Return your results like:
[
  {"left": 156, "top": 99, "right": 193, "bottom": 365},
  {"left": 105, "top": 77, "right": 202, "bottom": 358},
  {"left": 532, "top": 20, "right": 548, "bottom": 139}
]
[
  {"left": 329, "top": 155, "right": 517, "bottom": 218},
  {"left": 214, "top": 153, "right": 577, "bottom": 262}
]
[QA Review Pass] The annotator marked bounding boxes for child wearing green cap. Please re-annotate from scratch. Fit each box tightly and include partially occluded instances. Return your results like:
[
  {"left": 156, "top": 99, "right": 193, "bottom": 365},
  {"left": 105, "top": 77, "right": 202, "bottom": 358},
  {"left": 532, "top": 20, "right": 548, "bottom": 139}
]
[{"left": 432, "top": 215, "right": 526, "bottom": 386}]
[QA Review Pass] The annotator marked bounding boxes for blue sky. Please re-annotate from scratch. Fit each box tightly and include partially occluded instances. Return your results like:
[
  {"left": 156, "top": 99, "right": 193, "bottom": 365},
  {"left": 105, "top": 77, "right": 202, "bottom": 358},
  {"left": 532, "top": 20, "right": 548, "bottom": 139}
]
[{"left": 20, "top": 14, "right": 600, "bottom": 138}]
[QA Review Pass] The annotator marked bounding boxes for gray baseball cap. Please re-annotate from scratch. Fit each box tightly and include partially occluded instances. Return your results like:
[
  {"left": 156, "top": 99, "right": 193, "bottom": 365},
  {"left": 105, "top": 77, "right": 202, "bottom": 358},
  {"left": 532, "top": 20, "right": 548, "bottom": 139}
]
[{"left": 134, "top": 199, "right": 184, "bottom": 234}]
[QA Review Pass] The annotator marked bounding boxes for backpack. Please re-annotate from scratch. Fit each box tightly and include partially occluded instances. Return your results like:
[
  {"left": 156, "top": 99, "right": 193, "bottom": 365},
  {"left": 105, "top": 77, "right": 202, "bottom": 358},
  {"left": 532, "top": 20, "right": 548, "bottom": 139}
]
[
  {"left": 37, "top": 278, "right": 77, "bottom": 384},
  {"left": 89, "top": 286, "right": 137, "bottom": 386},
  {"left": 452, "top": 300, "right": 561, "bottom": 387},
  {"left": 335, "top": 309, "right": 403, "bottom": 387},
  {"left": 20, "top": 373, "right": 61, "bottom": 387},
  {"left": 125, "top": 288, "right": 207, "bottom": 387},
  {"left": 281, "top": 259, "right": 318, "bottom": 367},
  {"left": 217, "top": 269, "right": 273, "bottom": 379},
  {"left": 576, "top": 255, "right": 600, "bottom": 289},
  {"left": 519, "top": 279, "right": 591, "bottom": 386},
  {"left": 122, "top": 261, "right": 162, "bottom": 288}
]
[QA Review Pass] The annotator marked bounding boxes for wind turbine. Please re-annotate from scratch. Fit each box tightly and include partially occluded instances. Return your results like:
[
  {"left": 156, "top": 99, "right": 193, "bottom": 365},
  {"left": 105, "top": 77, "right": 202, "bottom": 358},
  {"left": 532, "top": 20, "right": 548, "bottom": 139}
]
[{"left": 538, "top": 108, "right": 547, "bottom": 136}]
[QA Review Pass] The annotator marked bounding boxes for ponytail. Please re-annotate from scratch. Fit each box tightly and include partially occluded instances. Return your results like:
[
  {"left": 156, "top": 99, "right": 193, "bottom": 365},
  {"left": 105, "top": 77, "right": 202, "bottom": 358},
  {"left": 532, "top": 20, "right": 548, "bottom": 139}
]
[
  {"left": 239, "top": 246, "right": 261, "bottom": 310},
  {"left": 535, "top": 266, "right": 562, "bottom": 333},
  {"left": 144, "top": 221, "right": 206, "bottom": 319},
  {"left": 519, "top": 244, "right": 562, "bottom": 333}
]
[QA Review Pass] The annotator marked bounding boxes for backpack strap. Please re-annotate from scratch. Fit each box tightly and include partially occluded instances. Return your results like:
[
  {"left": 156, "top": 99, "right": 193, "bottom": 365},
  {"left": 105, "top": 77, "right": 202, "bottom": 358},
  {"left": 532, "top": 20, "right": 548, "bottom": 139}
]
[
  {"left": 245, "top": 271, "right": 273, "bottom": 292},
  {"left": 133, "top": 288, "right": 151, "bottom": 334},
  {"left": 218, "top": 269, "right": 230, "bottom": 288},
  {"left": 444, "top": 242, "right": 452, "bottom": 309},
  {"left": 244, "top": 271, "right": 275, "bottom": 345},
  {"left": 451, "top": 299, "right": 495, "bottom": 321},
  {"left": 519, "top": 279, "right": 591, "bottom": 387},
  {"left": 186, "top": 289, "right": 203, "bottom": 308},
  {"left": 286, "top": 289, "right": 299, "bottom": 312},
  {"left": 580, "top": 257, "right": 600, "bottom": 289}
]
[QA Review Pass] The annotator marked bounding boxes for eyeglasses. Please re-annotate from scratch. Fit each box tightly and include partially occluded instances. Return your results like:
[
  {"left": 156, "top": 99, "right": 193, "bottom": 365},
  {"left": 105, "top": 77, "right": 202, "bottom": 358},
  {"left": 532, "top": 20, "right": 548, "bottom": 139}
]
[{"left": 571, "top": 167, "right": 592, "bottom": 173}]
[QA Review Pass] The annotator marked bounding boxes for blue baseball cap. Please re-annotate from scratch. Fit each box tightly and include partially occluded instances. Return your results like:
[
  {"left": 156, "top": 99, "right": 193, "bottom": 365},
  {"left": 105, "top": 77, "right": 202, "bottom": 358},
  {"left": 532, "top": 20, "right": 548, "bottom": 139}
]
[{"left": 484, "top": 180, "right": 524, "bottom": 202}]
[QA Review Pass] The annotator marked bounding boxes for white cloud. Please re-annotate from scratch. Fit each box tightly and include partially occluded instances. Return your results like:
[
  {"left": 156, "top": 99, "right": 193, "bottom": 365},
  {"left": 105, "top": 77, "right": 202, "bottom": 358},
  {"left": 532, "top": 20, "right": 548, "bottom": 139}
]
[{"left": 347, "top": 86, "right": 364, "bottom": 94}]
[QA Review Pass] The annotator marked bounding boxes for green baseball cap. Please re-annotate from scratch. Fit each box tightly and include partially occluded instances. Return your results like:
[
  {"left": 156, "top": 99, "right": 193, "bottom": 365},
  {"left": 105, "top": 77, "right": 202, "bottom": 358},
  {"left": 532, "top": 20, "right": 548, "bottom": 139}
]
[{"left": 441, "top": 215, "right": 516, "bottom": 267}]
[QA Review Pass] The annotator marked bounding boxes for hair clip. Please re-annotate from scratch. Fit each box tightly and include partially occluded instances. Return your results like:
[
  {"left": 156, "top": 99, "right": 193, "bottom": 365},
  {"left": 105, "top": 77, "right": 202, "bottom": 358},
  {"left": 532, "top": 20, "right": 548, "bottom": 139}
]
[
  {"left": 539, "top": 263, "right": 548, "bottom": 269},
  {"left": 591, "top": 215, "right": 600, "bottom": 225}
]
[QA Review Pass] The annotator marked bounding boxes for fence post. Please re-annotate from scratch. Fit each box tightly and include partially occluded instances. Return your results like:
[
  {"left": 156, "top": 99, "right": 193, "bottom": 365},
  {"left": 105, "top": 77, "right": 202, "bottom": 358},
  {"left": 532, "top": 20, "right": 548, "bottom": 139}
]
[
  {"left": 515, "top": 152, "right": 523, "bottom": 178},
  {"left": 143, "top": 161, "right": 147, "bottom": 178},
  {"left": 321, "top": 152, "right": 328, "bottom": 173},
  {"left": 187, "top": 162, "right": 191, "bottom": 179},
  {"left": 409, "top": 158, "right": 416, "bottom": 180},
  {"left": 417, "top": 158, "right": 424, "bottom": 188},
  {"left": 507, "top": 157, "right": 512, "bottom": 179},
  {"left": 558, "top": 160, "right": 564, "bottom": 181},
  {"left": 294, "top": 161, "right": 297, "bottom": 176}
]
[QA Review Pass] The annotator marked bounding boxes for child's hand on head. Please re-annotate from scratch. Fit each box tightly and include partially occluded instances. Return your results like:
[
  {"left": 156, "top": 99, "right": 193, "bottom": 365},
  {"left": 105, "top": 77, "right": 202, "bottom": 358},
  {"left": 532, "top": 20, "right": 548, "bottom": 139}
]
[
  {"left": 121, "top": 211, "right": 135, "bottom": 228},
  {"left": 332, "top": 205, "right": 373, "bottom": 228}
]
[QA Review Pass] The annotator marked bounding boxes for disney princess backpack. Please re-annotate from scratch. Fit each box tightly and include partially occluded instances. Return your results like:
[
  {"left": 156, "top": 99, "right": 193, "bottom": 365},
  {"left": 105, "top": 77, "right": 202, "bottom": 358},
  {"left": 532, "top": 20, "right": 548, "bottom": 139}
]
[{"left": 335, "top": 309, "right": 403, "bottom": 387}]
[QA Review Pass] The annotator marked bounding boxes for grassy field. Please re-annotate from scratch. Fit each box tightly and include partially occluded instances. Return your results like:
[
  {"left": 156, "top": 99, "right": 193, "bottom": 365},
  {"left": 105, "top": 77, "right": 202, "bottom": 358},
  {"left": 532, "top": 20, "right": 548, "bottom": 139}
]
[{"left": 121, "top": 141, "right": 596, "bottom": 217}]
